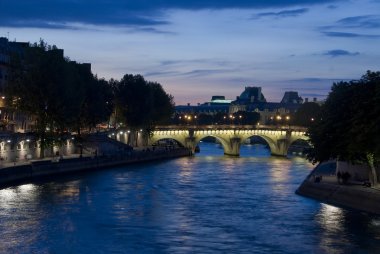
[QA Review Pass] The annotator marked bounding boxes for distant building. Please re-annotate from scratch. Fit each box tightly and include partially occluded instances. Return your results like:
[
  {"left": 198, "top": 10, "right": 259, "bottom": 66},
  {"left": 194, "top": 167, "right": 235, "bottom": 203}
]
[
  {"left": 0, "top": 37, "right": 29, "bottom": 96},
  {"left": 280, "top": 91, "right": 303, "bottom": 104},
  {"left": 176, "top": 86, "right": 305, "bottom": 125},
  {"left": 230, "top": 87, "right": 303, "bottom": 124},
  {"left": 236, "top": 87, "right": 266, "bottom": 103},
  {"left": 176, "top": 95, "right": 232, "bottom": 115}
]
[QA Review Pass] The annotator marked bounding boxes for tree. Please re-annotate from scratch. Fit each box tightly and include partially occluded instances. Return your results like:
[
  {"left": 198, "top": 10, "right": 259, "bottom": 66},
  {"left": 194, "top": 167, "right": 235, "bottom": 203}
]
[
  {"left": 197, "top": 113, "right": 214, "bottom": 125},
  {"left": 114, "top": 74, "right": 153, "bottom": 129},
  {"left": 307, "top": 71, "right": 380, "bottom": 185},
  {"left": 232, "top": 111, "right": 260, "bottom": 125},
  {"left": 113, "top": 74, "right": 174, "bottom": 145},
  {"left": 348, "top": 71, "right": 380, "bottom": 185},
  {"left": 149, "top": 81, "right": 175, "bottom": 126},
  {"left": 293, "top": 102, "right": 321, "bottom": 127},
  {"left": 79, "top": 76, "right": 113, "bottom": 132},
  {"left": 7, "top": 40, "right": 73, "bottom": 158},
  {"left": 6, "top": 40, "right": 112, "bottom": 158}
]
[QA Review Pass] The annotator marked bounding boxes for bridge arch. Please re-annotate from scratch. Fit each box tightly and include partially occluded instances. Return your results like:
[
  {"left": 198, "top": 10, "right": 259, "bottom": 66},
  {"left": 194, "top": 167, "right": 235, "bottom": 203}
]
[
  {"left": 151, "top": 137, "right": 185, "bottom": 148},
  {"left": 287, "top": 138, "right": 311, "bottom": 156},
  {"left": 241, "top": 134, "right": 277, "bottom": 155},
  {"left": 150, "top": 127, "right": 309, "bottom": 157},
  {"left": 149, "top": 130, "right": 189, "bottom": 148},
  {"left": 193, "top": 134, "right": 232, "bottom": 155}
]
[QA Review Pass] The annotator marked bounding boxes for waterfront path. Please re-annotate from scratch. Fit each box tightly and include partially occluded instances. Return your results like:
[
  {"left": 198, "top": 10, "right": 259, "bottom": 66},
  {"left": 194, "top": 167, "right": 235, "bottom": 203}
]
[
  {"left": 297, "top": 165, "right": 380, "bottom": 215},
  {"left": 0, "top": 147, "right": 191, "bottom": 188}
]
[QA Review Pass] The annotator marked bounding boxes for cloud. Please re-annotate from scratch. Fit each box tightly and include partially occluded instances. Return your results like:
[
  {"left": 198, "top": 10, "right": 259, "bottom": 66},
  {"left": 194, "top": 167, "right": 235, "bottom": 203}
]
[
  {"left": 144, "top": 71, "right": 180, "bottom": 77},
  {"left": 322, "top": 31, "right": 380, "bottom": 38},
  {"left": 253, "top": 8, "right": 309, "bottom": 19},
  {"left": 182, "top": 69, "right": 232, "bottom": 77},
  {"left": 320, "top": 15, "right": 380, "bottom": 39},
  {"left": 323, "top": 49, "right": 360, "bottom": 57},
  {"left": 0, "top": 0, "right": 338, "bottom": 29},
  {"left": 300, "top": 93, "right": 328, "bottom": 98},
  {"left": 337, "top": 15, "right": 380, "bottom": 29},
  {"left": 327, "top": 5, "right": 338, "bottom": 9},
  {"left": 284, "top": 77, "right": 352, "bottom": 87}
]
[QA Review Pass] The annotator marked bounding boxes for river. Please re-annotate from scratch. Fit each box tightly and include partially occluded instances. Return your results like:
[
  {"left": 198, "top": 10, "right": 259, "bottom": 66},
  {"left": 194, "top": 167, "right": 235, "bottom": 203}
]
[{"left": 0, "top": 142, "right": 380, "bottom": 254}]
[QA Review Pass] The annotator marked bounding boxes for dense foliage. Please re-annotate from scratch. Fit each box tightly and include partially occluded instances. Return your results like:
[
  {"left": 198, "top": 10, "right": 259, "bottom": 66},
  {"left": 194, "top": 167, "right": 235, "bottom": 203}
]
[
  {"left": 172, "top": 110, "right": 260, "bottom": 125},
  {"left": 112, "top": 74, "right": 174, "bottom": 129},
  {"left": 7, "top": 40, "right": 111, "bottom": 157},
  {"left": 306, "top": 71, "right": 380, "bottom": 184},
  {"left": 6, "top": 40, "right": 174, "bottom": 156},
  {"left": 293, "top": 102, "right": 321, "bottom": 127}
]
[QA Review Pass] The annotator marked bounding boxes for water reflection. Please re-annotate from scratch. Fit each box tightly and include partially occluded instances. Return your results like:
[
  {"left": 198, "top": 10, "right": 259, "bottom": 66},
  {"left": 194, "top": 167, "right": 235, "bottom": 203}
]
[
  {"left": 0, "top": 142, "right": 380, "bottom": 253},
  {"left": 316, "top": 204, "right": 347, "bottom": 254}
]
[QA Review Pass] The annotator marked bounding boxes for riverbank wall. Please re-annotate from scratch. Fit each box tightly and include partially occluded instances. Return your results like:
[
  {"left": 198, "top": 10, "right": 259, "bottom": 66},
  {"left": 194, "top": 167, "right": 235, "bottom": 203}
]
[
  {"left": 296, "top": 161, "right": 380, "bottom": 215},
  {"left": 0, "top": 148, "right": 191, "bottom": 188}
]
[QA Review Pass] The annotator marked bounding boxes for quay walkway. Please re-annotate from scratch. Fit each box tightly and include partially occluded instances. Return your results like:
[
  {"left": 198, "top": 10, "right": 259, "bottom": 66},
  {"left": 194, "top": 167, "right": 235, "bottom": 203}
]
[
  {"left": 0, "top": 147, "right": 191, "bottom": 188},
  {"left": 296, "top": 161, "right": 380, "bottom": 215}
]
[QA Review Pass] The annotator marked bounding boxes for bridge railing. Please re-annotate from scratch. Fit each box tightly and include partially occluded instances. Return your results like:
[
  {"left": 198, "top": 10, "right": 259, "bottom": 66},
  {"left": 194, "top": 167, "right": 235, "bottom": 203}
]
[{"left": 154, "top": 125, "right": 307, "bottom": 132}]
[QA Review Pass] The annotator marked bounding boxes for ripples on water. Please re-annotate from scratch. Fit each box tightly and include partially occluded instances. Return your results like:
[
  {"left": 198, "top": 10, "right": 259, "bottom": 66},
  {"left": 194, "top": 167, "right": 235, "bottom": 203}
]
[{"left": 1, "top": 143, "right": 380, "bottom": 254}]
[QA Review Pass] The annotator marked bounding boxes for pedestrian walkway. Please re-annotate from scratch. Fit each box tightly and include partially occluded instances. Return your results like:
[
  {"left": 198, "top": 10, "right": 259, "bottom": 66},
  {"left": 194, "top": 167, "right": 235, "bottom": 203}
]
[{"left": 0, "top": 154, "right": 89, "bottom": 169}]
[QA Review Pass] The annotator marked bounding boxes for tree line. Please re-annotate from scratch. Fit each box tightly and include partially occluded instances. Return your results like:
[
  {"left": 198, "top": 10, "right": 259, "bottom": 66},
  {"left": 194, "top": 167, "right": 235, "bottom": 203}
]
[
  {"left": 6, "top": 40, "right": 174, "bottom": 157},
  {"left": 170, "top": 111, "right": 260, "bottom": 125},
  {"left": 306, "top": 71, "right": 380, "bottom": 185}
]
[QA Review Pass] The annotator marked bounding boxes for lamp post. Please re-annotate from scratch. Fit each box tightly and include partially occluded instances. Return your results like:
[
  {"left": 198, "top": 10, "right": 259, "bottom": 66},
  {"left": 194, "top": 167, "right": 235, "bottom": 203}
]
[{"left": 285, "top": 115, "right": 290, "bottom": 129}]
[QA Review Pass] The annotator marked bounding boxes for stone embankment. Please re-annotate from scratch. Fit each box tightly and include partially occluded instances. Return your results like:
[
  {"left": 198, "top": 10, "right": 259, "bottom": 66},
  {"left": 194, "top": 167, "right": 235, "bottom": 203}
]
[
  {"left": 0, "top": 148, "right": 191, "bottom": 188},
  {"left": 296, "top": 161, "right": 380, "bottom": 215}
]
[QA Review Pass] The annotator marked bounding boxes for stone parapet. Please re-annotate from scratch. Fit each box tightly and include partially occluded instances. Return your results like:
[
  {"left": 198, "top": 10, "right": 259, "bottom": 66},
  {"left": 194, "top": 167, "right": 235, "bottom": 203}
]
[
  {"left": 296, "top": 178, "right": 380, "bottom": 215},
  {"left": 0, "top": 148, "right": 190, "bottom": 188}
]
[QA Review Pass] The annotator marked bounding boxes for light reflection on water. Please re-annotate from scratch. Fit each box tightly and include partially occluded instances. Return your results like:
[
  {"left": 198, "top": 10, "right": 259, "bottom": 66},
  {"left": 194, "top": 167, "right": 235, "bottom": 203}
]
[{"left": 0, "top": 143, "right": 379, "bottom": 253}]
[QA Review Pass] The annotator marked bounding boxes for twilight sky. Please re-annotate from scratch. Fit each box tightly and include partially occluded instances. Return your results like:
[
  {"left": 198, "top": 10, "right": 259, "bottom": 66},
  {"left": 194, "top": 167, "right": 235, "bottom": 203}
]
[{"left": 1, "top": 0, "right": 380, "bottom": 105}]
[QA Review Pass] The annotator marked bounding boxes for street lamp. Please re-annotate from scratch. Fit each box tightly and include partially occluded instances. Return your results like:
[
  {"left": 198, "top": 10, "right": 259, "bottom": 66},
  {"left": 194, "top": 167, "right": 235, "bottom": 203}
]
[
  {"left": 285, "top": 115, "right": 290, "bottom": 129},
  {"left": 229, "top": 114, "right": 234, "bottom": 125}
]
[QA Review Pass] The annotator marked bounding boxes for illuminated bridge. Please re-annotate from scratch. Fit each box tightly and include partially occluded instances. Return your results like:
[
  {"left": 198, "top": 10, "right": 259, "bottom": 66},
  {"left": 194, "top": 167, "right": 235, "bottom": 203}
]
[{"left": 150, "top": 125, "right": 308, "bottom": 157}]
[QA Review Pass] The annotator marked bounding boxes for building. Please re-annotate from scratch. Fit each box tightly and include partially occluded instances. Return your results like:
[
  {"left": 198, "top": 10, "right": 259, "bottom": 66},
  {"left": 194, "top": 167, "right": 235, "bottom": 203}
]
[
  {"left": 230, "top": 87, "right": 303, "bottom": 124},
  {"left": 0, "top": 37, "right": 29, "bottom": 96},
  {"left": 281, "top": 91, "right": 303, "bottom": 104},
  {"left": 175, "top": 95, "right": 232, "bottom": 116},
  {"left": 175, "top": 86, "right": 305, "bottom": 125},
  {"left": 0, "top": 37, "right": 89, "bottom": 133}
]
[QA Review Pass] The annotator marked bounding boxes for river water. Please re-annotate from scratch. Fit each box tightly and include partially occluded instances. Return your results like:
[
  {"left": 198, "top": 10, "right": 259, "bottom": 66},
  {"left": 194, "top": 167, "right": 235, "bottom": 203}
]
[{"left": 1, "top": 143, "right": 380, "bottom": 254}]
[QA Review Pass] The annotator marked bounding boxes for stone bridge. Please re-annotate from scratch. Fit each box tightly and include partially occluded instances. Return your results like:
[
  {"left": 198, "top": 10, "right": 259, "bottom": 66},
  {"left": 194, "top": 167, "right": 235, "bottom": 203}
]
[{"left": 149, "top": 126, "right": 308, "bottom": 156}]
